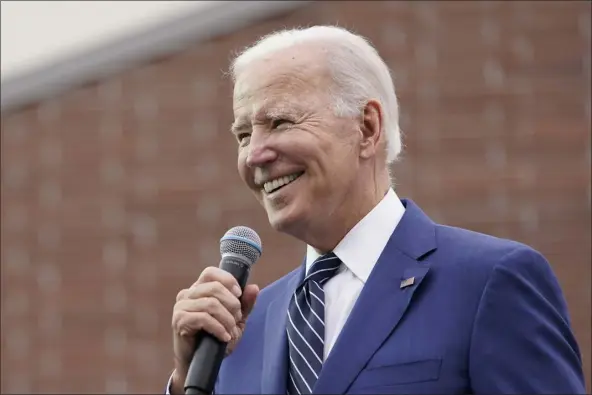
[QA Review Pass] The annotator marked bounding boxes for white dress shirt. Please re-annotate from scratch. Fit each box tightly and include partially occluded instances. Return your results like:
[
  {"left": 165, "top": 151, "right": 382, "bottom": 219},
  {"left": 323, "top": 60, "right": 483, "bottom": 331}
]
[
  {"left": 305, "top": 188, "right": 406, "bottom": 360},
  {"left": 167, "top": 189, "right": 405, "bottom": 393}
]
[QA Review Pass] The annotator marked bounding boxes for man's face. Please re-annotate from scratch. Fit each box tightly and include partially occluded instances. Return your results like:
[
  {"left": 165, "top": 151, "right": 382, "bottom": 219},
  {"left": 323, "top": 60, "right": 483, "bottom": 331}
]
[{"left": 231, "top": 46, "right": 361, "bottom": 236}]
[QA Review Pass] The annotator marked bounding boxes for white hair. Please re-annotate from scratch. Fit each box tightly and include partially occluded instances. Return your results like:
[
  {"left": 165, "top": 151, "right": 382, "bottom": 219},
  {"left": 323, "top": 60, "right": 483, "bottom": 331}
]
[{"left": 230, "top": 25, "right": 402, "bottom": 164}]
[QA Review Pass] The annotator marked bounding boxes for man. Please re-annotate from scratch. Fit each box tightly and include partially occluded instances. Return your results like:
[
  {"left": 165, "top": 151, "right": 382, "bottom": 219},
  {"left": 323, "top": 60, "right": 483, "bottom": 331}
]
[{"left": 167, "top": 26, "right": 586, "bottom": 394}]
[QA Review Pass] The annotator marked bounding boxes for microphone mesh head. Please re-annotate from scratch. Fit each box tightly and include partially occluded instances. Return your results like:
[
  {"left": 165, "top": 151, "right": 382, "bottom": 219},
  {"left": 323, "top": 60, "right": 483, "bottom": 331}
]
[{"left": 220, "top": 226, "right": 262, "bottom": 266}]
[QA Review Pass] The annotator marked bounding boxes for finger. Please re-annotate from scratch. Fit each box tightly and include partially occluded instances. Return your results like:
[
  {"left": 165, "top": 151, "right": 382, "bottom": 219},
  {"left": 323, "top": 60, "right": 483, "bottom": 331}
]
[
  {"left": 176, "top": 297, "right": 238, "bottom": 333},
  {"left": 176, "top": 311, "right": 231, "bottom": 342},
  {"left": 241, "top": 284, "right": 260, "bottom": 318},
  {"left": 185, "top": 282, "right": 242, "bottom": 317},
  {"left": 176, "top": 288, "right": 189, "bottom": 302},
  {"left": 197, "top": 267, "right": 242, "bottom": 297}
]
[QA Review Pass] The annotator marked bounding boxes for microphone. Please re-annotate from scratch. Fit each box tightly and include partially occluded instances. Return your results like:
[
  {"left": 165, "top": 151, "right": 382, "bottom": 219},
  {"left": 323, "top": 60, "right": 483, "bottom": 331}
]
[{"left": 184, "top": 226, "right": 263, "bottom": 395}]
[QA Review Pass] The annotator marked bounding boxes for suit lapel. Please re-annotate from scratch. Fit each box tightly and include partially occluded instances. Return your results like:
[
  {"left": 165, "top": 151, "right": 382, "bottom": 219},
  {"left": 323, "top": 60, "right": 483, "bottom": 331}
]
[
  {"left": 261, "top": 263, "right": 305, "bottom": 394},
  {"left": 313, "top": 199, "right": 437, "bottom": 394}
]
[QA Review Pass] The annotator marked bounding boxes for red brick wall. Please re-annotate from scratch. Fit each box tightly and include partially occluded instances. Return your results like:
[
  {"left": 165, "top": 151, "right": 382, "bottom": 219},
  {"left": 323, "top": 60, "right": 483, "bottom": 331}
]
[{"left": 2, "top": 1, "right": 590, "bottom": 392}]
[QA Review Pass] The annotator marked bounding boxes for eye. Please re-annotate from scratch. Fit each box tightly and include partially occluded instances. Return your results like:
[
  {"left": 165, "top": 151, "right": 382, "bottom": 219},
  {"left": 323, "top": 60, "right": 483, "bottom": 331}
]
[
  {"left": 271, "top": 118, "right": 291, "bottom": 129},
  {"left": 237, "top": 133, "right": 250, "bottom": 144}
]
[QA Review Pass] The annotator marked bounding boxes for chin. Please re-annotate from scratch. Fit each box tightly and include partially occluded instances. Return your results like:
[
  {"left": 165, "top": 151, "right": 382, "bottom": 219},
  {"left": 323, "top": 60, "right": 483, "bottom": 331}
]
[
  {"left": 266, "top": 210, "right": 295, "bottom": 233},
  {"left": 265, "top": 204, "right": 306, "bottom": 236}
]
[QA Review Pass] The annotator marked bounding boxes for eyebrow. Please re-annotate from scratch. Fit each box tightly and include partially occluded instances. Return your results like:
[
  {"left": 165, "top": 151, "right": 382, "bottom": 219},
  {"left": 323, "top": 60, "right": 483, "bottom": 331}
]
[
  {"left": 230, "top": 102, "right": 303, "bottom": 134},
  {"left": 230, "top": 121, "right": 249, "bottom": 135}
]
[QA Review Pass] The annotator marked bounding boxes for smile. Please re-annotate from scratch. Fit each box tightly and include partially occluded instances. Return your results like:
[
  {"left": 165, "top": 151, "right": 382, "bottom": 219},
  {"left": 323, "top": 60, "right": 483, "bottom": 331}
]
[{"left": 263, "top": 172, "right": 304, "bottom": 194}]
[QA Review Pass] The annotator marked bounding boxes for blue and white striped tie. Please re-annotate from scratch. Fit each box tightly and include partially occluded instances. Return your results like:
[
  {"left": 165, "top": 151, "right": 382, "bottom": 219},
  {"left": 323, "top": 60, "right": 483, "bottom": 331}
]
[{"left": 286, "top": 252, "right": 342, "bottom": 395}]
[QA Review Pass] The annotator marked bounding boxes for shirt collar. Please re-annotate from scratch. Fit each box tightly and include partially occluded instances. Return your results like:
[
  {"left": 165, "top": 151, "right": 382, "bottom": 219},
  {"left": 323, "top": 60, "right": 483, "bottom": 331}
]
[{"left": 305, "top": 188, "right": 406, "bottom": 283}]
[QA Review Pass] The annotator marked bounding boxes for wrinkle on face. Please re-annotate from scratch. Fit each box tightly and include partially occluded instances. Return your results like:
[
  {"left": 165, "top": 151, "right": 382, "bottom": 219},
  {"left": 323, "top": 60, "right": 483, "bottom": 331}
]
[{"left": 232, "top": 70, "right": 332, "bottom": 146}]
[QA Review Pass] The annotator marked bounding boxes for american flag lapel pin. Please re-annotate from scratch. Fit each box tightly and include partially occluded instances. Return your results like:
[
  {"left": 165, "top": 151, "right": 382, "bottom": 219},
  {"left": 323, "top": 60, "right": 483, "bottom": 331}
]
[{"left": 400, "top": 276, "right": 415, "bottom": 289}]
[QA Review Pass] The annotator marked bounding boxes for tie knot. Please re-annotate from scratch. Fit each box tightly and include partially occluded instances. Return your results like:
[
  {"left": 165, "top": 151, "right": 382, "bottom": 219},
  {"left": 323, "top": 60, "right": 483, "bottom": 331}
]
[{"left": 304, "top": 252, "right": 342, "bottom": 285}]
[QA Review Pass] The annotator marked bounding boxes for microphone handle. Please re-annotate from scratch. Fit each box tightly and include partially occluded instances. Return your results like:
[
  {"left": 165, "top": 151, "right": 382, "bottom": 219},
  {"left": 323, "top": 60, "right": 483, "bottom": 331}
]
[
  {"left": 185, "top": 388, "right": 210, "bottom": 395},
  {"left": 184, "top": 257, "right": 252, "bottom": 395}
]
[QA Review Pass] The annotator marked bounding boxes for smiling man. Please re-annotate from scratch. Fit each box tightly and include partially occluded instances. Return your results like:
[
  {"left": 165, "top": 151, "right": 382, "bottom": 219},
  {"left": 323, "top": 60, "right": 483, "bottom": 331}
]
[{"left": 167, "top": 26, "right": 585, "bottom": 394}]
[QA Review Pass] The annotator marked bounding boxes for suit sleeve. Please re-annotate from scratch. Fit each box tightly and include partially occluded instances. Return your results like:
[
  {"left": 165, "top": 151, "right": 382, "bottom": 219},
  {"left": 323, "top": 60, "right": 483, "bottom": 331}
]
[
  {"left": 469, "top": 246, "right": 586, "bottom": 394},
  {"left": 164, "top": 371, "right": 218, "bottom": 395}
]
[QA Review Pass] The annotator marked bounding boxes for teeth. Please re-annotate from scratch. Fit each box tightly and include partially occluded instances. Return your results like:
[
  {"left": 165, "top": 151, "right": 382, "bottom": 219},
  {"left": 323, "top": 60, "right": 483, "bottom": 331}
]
[{"left": 263, "top": 173, "right": 301, "bottom": 193}]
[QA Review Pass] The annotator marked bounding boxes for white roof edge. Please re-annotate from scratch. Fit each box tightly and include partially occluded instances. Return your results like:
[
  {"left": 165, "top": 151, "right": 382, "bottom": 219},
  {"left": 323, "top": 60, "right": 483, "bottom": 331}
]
[{"left": 0, "top": 1, "right": 312, "bottom": 114}]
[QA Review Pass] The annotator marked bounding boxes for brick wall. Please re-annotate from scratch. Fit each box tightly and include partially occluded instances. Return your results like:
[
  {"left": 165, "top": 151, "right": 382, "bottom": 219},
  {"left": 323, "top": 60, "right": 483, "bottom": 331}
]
[{"left": 1, "top": 1, "right": 590, "bottom": 393}]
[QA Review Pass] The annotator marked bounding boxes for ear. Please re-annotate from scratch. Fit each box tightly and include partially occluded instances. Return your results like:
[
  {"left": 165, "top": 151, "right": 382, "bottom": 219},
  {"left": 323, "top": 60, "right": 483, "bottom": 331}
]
[{"left": 358, "top": 99, "right": 383, "bottom": 160}]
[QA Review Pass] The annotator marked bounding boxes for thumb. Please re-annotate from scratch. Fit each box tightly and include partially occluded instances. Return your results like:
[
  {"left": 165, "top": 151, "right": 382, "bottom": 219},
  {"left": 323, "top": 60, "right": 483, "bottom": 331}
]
[{"left": 240, "top": 283, "right": 260, "bottom": 318}]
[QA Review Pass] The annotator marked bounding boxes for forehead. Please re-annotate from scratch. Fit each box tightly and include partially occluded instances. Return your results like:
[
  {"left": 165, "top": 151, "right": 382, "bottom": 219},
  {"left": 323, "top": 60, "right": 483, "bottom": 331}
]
[{"left": 232, "top": 46, "right": 330, "bottom": 112}]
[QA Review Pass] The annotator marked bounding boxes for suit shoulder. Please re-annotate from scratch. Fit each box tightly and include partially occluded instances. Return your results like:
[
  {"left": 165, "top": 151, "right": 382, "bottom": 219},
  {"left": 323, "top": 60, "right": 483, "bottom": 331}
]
[
  {"left": 428, "top": 224, "right": 559, "bottom": 313},
  {"left": 433, "top": 223, "right": 548, "bottom": 272}
]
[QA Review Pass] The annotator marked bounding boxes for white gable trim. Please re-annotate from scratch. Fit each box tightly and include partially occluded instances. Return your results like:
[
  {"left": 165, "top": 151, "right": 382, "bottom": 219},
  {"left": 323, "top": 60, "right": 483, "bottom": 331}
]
[{"left": 0, "top": 1, "right": 311, "bottom": 113}]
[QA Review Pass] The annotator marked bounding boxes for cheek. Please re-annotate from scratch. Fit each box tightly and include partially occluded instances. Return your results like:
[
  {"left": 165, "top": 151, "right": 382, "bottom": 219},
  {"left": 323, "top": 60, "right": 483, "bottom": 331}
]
[{"left": 237, "top": 150, "right": 249, "bottom": 182}]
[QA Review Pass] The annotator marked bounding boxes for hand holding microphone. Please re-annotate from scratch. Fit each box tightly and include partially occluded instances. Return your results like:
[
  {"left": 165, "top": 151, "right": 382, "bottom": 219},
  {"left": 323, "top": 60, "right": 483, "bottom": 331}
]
[{"left": 170, "top": 227, "right": 262, "bottom": 395}]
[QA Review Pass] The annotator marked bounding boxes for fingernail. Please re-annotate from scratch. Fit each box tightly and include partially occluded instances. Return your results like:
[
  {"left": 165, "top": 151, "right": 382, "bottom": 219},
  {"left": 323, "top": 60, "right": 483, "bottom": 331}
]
[
  {"left": 232, "top": 285, "right": 242, "bottom": 297},
  {"left": 223, "top": 333, "right": 232, "bottom": 342}
]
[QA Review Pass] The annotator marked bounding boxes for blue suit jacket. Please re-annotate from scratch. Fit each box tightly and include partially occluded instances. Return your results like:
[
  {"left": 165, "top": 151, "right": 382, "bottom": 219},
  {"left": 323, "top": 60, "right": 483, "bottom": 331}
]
[{"left": 213, "top": 199, "right": 586, "bottom": 394}]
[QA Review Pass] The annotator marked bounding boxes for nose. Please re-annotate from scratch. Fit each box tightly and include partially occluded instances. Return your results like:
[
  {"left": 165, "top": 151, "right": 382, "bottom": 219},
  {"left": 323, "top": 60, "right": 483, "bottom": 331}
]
[{"left": 245, "top": 131, "right": 278, "bottom": 168}]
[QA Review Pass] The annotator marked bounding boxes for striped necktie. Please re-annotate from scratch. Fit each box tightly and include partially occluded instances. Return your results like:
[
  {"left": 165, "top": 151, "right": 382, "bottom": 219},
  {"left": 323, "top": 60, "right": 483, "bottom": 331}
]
[{"left": 286, "top": 252, "right": 342, "bottom": 395}]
